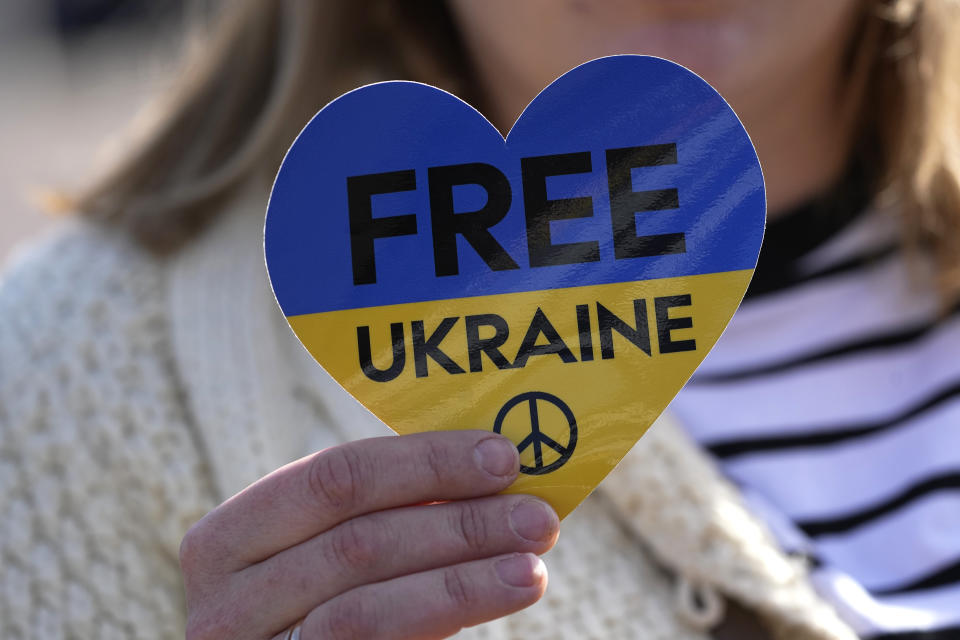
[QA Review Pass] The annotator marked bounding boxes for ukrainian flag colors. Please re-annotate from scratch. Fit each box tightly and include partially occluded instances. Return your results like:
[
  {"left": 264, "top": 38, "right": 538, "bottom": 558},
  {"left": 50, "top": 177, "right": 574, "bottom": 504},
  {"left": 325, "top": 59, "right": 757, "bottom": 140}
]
[
  {"left": 289, "top": 270, "right": 753, "bottom": 517},
  {"left": 265, "top": 56, "right": 765, "bottom": 519}
]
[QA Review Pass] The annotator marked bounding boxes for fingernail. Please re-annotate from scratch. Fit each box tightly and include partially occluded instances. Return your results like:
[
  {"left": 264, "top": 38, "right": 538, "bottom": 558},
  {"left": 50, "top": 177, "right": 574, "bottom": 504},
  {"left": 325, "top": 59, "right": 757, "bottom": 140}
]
[
  {"left": 474, "top": 437, "right": 517, "bottom": 477},
  {"left": 509, "top": 500, "right": 558, "bottom": 543},
  {"left": 495, "top": 553, "right": 545, "bottom": 588}
]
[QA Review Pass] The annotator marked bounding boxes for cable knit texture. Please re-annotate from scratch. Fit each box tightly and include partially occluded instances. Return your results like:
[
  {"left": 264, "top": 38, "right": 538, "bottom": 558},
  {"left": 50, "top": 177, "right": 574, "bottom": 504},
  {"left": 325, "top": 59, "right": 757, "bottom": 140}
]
[
  {"left": 0, "top": 223, "right": 216, "bottom": 638},
  {"left": 0, "top": 197, "right": 858, "bottom": 639}
]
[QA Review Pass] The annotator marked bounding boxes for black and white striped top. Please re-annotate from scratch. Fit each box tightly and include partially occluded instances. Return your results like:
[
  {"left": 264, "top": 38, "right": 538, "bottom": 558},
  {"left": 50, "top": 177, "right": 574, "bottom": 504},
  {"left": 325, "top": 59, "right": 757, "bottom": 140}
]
[{"left": 671, "top": 186, "right": 960, "bottom": 639}]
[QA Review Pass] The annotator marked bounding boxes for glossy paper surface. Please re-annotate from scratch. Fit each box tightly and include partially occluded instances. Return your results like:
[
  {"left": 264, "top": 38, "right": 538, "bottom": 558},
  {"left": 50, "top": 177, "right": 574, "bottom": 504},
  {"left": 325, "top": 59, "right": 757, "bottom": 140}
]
[{"left": 265, "top": 55, "right": 765, "bottom": 519}]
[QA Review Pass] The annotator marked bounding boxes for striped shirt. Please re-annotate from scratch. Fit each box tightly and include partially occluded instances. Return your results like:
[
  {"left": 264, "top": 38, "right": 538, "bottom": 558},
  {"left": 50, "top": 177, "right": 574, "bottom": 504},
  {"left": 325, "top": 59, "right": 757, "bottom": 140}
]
[{"left": 671, "top": 190, "right": 960, "bottom": 639}]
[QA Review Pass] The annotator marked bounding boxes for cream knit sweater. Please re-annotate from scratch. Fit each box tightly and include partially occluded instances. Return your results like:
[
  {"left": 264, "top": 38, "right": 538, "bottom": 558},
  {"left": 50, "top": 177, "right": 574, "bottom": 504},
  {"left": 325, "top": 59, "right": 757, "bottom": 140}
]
[{"left": 0, "top": 193, "right": 858, "bottom": 640}]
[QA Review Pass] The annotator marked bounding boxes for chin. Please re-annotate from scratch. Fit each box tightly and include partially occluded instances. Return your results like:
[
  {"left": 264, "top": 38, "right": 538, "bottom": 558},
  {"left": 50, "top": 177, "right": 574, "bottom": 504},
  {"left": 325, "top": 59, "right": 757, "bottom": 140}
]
[{"left": 570, "top": 22, "right": 756, "bottom": 97}]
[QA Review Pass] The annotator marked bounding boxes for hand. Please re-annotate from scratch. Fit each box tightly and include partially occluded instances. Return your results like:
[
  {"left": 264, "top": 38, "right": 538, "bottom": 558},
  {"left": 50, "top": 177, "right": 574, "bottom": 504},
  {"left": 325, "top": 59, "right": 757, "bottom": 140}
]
[{"left": 179, "top": 430, "right": 559, "bottom": 639}]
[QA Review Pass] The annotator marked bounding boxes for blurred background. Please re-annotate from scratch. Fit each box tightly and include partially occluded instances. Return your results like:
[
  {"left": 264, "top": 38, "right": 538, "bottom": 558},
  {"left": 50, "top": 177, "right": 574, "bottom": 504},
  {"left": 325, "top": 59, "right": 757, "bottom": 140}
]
[{"left": 0, "top": 0, "right": 198, "bottom": 263}]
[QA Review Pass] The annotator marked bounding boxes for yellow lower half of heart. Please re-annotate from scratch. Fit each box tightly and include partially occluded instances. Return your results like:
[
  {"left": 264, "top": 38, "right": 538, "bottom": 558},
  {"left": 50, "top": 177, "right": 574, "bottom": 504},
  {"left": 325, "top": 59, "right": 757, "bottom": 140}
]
[{"left": 288, "top": 269, "right": 753, "bottom": 519}]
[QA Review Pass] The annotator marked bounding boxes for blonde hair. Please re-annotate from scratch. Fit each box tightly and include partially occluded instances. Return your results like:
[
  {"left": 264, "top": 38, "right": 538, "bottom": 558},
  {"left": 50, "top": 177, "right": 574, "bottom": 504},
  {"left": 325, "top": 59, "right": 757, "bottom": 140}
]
[{"left": 75, "top": 0, "right": 960, "bottom": 298}]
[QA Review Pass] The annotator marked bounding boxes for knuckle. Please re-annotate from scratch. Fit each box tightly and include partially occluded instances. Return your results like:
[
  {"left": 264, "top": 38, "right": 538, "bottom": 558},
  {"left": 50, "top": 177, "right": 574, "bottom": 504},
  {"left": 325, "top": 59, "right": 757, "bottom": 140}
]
[
  {"left": 321, "top": 592, "right": 379, "bottom": 640},
  {"left": 454, "top": 502, "right": 491, "bottom": 554},
  {"left": 423, "top": 438, "right": 448, "bottom": 486},
  {"left": 442, "top": 565, "right": 476, "bottom": 609},
  {"left": 326, "top": 518, "right": 383, "bottom": 574},
  {"left": 307, "top": 446, "right": 369, "bottom": 516},
  {"left": 179, "top": 519, "right": 212, "bottom": 573}
]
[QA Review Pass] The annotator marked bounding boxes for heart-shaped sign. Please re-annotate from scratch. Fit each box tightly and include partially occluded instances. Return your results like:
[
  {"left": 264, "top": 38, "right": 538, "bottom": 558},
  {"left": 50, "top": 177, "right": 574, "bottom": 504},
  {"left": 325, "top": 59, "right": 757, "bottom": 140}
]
[{"left": 265, "top": 55, "right": 765, "bottom": 519}]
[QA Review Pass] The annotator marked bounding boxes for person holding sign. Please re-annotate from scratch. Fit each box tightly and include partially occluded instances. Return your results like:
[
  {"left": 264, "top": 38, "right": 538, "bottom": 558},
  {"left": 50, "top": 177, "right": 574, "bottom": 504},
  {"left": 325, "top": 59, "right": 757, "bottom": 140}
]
[{"left": 2, "top": 1, "right": 959, "bottom": 639}]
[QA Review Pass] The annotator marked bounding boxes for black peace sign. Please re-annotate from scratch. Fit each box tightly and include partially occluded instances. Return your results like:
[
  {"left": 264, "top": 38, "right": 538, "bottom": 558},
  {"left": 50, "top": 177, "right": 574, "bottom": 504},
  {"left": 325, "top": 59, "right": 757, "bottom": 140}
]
[{"left": 493, "top": 391, "right": 577, "bottom": 475}]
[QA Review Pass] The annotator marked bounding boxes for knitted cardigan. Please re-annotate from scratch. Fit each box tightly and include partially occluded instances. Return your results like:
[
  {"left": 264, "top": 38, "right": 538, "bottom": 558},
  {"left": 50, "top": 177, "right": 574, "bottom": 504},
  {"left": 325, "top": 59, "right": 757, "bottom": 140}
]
[{"left": 0, "top": 192, "right": 858, "bottom": 640}]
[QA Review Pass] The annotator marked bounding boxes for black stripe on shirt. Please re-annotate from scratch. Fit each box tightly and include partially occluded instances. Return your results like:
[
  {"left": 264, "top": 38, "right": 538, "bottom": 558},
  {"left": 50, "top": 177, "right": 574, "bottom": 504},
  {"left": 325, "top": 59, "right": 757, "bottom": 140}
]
[
  {"left": 868, "top": 626, "right": 960, "bottom": 640},
  {"left": 787, "top": 243, "right": 897, "bottom": 290},
  {"left": 798, "top": 472, "right": 960, "bottom": 536},
  {"left": 872, "top": 558, "right": 960, "bottom": 596},
  {"left": 705, "top": 380, "right": 960, "bottom": 459},
  {"left": 746, "top": 242, "right": 897, "bottom": 301},
  {"left": 693, "top": 301, "right": 958, "bottom": 385},
  {"left": 745, "top": 154, "right": 875, "bottom": 298}
]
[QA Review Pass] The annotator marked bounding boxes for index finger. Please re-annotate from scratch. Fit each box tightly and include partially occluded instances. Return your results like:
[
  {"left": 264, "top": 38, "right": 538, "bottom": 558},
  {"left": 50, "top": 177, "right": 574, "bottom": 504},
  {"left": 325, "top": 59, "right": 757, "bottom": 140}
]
[{"left": 183, "top": 430, "right": 519, "bottom": 572}]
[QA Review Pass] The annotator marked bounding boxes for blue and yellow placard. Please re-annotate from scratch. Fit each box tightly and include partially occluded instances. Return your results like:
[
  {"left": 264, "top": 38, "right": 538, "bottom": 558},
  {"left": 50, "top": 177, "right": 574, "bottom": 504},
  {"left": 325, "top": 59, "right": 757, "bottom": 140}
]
[{"left": 265, "top": 55, "right": 765, "bottom": 519}]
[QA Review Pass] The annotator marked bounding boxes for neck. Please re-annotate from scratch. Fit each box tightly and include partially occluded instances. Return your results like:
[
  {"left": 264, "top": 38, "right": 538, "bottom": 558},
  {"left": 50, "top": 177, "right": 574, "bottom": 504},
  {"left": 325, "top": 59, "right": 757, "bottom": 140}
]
[{"left": 726, "top": 42, "right": 858, "bottom": 219}]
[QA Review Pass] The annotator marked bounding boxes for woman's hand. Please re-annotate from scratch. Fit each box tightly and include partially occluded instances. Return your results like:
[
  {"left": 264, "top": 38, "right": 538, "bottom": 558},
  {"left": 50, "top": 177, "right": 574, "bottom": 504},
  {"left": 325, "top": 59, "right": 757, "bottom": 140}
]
[{"left": 179, "top": 430, "right": 559, "bottom": 639}]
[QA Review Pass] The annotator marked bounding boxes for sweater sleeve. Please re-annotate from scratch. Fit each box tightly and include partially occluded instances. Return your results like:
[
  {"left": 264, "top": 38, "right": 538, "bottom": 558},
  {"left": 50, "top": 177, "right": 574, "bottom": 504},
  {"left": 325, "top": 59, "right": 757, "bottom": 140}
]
[{"left": 0, "top": 225, "right": 217, "bottom": 639}]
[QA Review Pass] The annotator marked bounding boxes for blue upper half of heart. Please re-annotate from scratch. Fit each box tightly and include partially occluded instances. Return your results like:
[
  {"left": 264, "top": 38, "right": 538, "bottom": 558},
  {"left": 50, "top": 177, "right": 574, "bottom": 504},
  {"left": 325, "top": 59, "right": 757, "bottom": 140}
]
[{"left": 265, "top": 55, "right": 765, "bottom": 316}]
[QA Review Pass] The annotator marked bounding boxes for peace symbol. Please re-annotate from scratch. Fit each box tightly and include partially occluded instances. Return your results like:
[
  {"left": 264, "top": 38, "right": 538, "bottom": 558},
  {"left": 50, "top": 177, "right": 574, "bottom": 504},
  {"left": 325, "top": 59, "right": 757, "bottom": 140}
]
[{"left": 493, "top": 391, "right": 578, "bottom": 475}]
